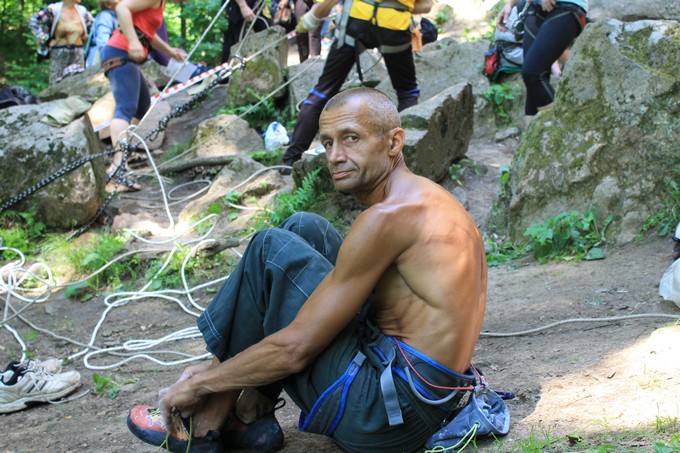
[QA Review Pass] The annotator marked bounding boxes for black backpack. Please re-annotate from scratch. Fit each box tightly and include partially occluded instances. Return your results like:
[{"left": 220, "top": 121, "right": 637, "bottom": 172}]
[{"left": 0, "top": 86, "right": 39, "bottom": 110}]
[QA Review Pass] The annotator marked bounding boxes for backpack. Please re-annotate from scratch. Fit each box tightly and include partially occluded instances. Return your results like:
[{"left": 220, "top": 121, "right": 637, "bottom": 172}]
[{"left": 0, "top": 86, "right": 39, "bottom": 110}]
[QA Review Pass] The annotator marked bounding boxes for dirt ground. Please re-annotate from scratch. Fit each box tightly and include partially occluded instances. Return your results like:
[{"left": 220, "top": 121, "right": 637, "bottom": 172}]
[{"left": 2, "top": 131, "right": 679, "bottom": 452}]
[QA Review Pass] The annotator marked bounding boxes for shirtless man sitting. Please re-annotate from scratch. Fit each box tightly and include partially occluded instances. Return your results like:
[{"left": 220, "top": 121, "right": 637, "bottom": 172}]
[{"left": 127, "top": 87, "right": 487, "bottom": 453}]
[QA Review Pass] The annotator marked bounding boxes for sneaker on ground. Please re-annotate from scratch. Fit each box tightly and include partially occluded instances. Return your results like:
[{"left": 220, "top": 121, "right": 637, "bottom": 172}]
[
  {"left": 127, "top": 405, "right": 223, "bottom": 453},
  {"left": 222, "top": 399, "right": 286, "bottom": 453},
  {"left": 22, "top": 358, "right": 62, "bottom": 374},
  {"left": 0, "top": 362, "right": 81, "bottom": 414}
]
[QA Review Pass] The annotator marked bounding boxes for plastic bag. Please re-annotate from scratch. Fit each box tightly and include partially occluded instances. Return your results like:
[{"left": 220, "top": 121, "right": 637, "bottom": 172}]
[
  {"left": 264, "top": 121, "right": 290, "bottom": 151},
  {"left": 425, "top": 387, "right": 510, "bottom": 450},
  {"left": 659, "top": 259, "right": 680, "bottom": 308}
]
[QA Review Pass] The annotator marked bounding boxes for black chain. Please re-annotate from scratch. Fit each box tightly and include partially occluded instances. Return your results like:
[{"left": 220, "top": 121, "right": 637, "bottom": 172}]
[{"left": 0, "top": 149, "right": 116, "bottom": 213}]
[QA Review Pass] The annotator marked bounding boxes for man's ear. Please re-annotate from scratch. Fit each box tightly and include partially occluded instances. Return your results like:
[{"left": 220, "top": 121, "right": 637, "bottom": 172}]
[{"left": 387, "top": 128, "right": 405, "bottom": 156}]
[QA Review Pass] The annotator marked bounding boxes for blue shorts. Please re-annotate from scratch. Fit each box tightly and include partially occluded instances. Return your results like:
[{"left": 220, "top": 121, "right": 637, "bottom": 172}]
[{"left": 100, "top": 46, "right": 150, "bottom": 122}]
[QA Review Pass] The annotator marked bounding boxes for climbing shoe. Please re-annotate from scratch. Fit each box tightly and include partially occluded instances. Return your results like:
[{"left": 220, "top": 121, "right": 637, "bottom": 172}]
[
  {"left": 222, "top": 398, "right": 286, "bottom": 452},
  {"left": 127, "top": 405, "right": 223, "bottom": 453}
]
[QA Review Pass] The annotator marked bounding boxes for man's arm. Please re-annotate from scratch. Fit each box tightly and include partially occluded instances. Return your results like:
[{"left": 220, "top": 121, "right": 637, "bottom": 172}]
[
  {"left": 159, "top": 208, "right": 411, "bottom": 419},
  {"left": 297, "top": 0, "right": 341, "bottom": 32}
]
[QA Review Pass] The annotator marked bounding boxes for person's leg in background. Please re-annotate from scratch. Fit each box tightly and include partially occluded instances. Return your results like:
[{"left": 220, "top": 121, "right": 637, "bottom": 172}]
[
  {"left": 282, "top": 42, "right": 357, "bottom": 168},
  {"left": 521, "top": 8, "right": 581, "bottom": 118},
  {"left": 382, "top": 47, "right": 419, "bottom": 111}
]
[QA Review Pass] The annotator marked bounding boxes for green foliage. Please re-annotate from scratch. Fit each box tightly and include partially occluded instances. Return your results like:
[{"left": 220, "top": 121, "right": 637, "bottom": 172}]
[
  {"left": 0, "top": 210, "right": 46, "bottom": 255},
  {"left": 433, "top": 10, "right": 450, "bottom": 34},
  {"left": 92, "top": 374, "right": 119, "bottom": 400},
  {"left": 218, "top": 89, "right": 296, "bottom": 132},
  {"left": 523, "top": 206, "right": 613, "bottom": 263},
  {"left": 655, "top": 433, "right": 680, "bottom": 453},
  {"left": 484, "top": 233, "right": 527, "bottom": 267},
  {"left": 264, "top": 169, "right": 323, "bottom": 226},
  {"left": 64, "top": 232, "right": 136, "bottom": 297},
  {"left": 249, "top": 149, "right": 284, "bottom": 168},
  {"left": 164, "top": 0, "right": 228, "bottom": 65},
  {"left": 144, "top": 244, "right": 233, "bottom": 291},
  {"left": 641, "top": 178, "right": 680, "bottom": 237},
  {"left": 449, "top": 158, "right": 482, "bottom": 185},
  {"left": 484, "top": 83, "right": 521, "bottom": 124}
]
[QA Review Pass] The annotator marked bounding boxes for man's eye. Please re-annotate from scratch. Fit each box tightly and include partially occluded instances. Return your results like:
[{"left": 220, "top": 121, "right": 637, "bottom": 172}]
[
  {"left": 346, "top": 135, "right": 358, "bottom": 142},
  {"left": 323, "top": 141, "right": 332, "bottom": 149}
]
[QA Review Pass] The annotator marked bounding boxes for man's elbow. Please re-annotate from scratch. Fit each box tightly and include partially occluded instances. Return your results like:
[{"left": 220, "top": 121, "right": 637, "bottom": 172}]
[{"left": 275, "top": 331, "right": 319, "bottom": 374}]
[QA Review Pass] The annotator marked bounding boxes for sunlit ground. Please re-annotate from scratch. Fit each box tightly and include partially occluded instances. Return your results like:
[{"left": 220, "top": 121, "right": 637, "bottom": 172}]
[{"left": 522, "top": 325, "right": 680, "bottom": 434}]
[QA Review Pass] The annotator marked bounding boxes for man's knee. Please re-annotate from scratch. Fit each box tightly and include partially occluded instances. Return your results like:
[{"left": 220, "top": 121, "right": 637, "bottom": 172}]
[{"left": 279, "top": 212, "right": 327, "bottom": 234}]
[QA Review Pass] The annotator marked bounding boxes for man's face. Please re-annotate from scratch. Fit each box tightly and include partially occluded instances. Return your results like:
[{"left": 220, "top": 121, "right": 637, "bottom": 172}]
[{"left": 319, "top": 99, "right": 391, "bottom": 195}]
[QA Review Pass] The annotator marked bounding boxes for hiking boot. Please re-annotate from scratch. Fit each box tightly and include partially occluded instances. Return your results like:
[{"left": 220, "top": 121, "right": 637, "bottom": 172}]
[
  {"left": 127, "top": 405, "right": 223, "bottom": 453},
  {"left": 222, "top": 399, "right": 285, "bottom": 453},
  {"left": 0, "top": 361, "right": 81, "bottom": 414}
]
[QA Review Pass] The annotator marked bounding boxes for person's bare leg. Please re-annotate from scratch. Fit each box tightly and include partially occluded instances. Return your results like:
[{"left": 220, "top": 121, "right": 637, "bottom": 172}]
[
  {"left": 109, "top": 118, "right": 129, "bottom": 170},
  {"left": 235, "top": 388, "right": 277, "bottom": 423}
]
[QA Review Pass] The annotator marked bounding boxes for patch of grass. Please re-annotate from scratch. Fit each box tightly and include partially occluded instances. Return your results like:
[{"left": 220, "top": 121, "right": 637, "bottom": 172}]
[
  {"left": 449, "top": 158, "right": 482, "bottom": 185},
  {"left": 484, "top": 83, "right": 521, "bottom": 125},
  {"left": 641, "top": 178, "right": 680, "bottom": 237},
  {"left": 218, "top": 89, "right": 295, "bottom": 132},
  {"left": 92, "top": 373, "right": 120, "bottom": 400},
  {"left": 523, "top": 206, "right": 613, "bottom": 263},
  {"left": 0, "top": 210, "right": 46, "bottom": 256},
  {"left": 163, "top": 139, "right": 193, "bottom": 163},
  {"left": 484, "top": 233, "right": 528, "bottom": 267},
  {"left": 260, "top": 168, "right": 324, "bottom": 227},
  {"left": 249, "top": 149, "right": 284, "bottom": 168}
]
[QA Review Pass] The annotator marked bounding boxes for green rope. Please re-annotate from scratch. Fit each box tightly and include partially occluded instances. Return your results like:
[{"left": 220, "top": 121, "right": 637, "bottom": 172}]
[
  {"left": 157, "top": 408, "right": 193, "bottom": 453},
  {"left": 424, "top": 422, "right": 479, "bottom": 453}
]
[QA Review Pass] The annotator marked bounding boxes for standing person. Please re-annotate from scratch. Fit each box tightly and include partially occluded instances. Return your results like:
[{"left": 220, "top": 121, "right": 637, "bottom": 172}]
[
  {"left": 497, "top": 0, "right": 587, "bottom": 121},
  {"left": 100, "top": 0, "right": 185, "bottom": 189},
  {"left": 221, "top": 0, "right": 272, "bottom": 65},
  {"left": 280, "top": 0, "right": 432, "bottom": 173},
  {"left": 85, "top": 0, "right": 120, "bottom": 68},
  {"left": 126, "top": 87, "right": 487, "bottom": 453},
  {"left": 29, "top": 0, "right": 94, "bottom": 85},
  {"left": 291, "top": 0, "right": 323, "bottom": 62}
]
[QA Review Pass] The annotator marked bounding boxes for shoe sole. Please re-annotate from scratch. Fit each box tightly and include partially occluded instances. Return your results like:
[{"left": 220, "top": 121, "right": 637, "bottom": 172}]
[
  {"left": 0, "top": 381, "right": 80, "bottom": 414},
  {"left": 127, "top": 414, "right": 223, "bottom": 453}
]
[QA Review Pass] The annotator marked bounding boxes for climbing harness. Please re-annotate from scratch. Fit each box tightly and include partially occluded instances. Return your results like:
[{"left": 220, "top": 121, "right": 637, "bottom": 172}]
[{"left": 101, "top": 55, "right": 136, "bottom": 75}]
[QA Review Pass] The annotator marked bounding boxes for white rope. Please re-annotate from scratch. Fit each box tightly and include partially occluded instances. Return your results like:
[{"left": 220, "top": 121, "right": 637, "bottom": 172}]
[{"left": 481, "top": 313, "right": 680, "bottom": 337}]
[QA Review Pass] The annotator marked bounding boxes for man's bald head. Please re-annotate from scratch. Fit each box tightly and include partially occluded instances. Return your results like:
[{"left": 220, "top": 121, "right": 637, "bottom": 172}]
[{"left": 322, "top": 88, "right": 401, "bottom": 137}]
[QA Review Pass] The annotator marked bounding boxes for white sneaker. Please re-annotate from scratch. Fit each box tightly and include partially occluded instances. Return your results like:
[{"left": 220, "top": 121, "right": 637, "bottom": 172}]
[
  {"left": 0, "top": 362, "right": 81, "bottom": 414},
  {"left": 22, "top": 358, "right": 63, "bottom": 374}
]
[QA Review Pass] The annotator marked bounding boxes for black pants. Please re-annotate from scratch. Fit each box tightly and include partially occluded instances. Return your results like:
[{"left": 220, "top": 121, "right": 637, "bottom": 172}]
[
  {"left": 221, "top": 16, "right": 272, "bottom": 64},
  {"left": 522, "top": 4, "right": 585, "bottom": 115},
  {"left": 283, "top": 17, "right": 418, "bottom": 164}
]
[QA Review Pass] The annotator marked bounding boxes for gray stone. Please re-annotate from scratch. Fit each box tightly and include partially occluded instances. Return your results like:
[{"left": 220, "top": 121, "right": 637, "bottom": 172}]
[
  {"left": 589, "top": 0, "right": 680, "bottom": 21},
  {"left": 0, "top": 101, "right": 106, "bottom": 228},
  {"left": 39, "top": 65, "right": 110, "bottom": 102},
  {"left": 191, "top": 114, "right": 265, "bottom": 158},
  {"left": 227, "top": 27, "right": 289, "bottom": 107},
  {"left": 400, "top": 83, "right": 474, "bottom": 181},
  {"left": 489, "top": 19, "right": 680, "bottom": 245},
  {"left": 495, "top": 127, "right": 520, "bottom": 142}
]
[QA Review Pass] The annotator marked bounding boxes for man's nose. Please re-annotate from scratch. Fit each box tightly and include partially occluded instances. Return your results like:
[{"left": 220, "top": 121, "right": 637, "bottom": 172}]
[{"left": 327, "top": 144, "right": 347, "bottom": 163}]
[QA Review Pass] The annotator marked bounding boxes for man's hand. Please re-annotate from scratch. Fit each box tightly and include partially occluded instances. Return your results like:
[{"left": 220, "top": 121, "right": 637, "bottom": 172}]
[
  {"left": 158, "top": 368, "right": 208, "bottom": 428},
  {"left": 240, "top": 4, "right": 256, "bottom": 22},
  {"left": 540, "top": 0, "right": 556, "bottom": 12},
  {"left": 296, "top": 11, "right": 321, "bottom": 33}
]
